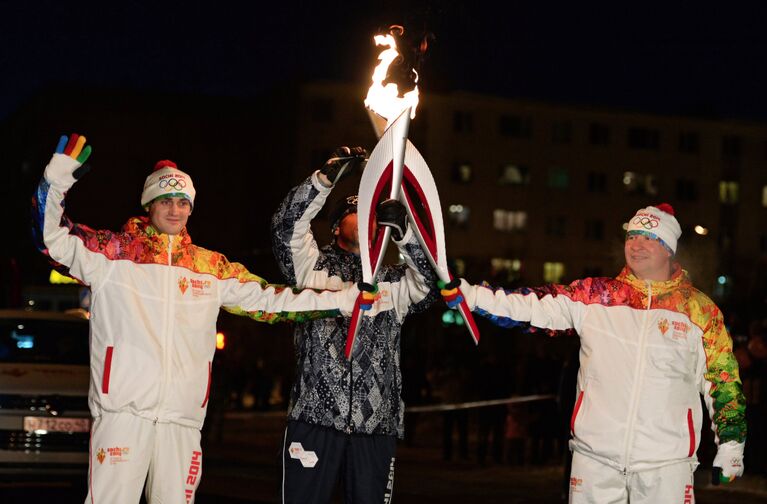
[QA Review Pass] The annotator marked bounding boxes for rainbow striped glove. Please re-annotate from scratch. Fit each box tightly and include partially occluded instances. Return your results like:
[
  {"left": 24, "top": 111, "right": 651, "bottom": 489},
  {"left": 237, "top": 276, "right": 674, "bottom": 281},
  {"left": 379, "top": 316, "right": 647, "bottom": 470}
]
[
  {"left": 438, "top": 278, "right": 463, "bottom": 309},
  {"left": 358, "top": 282, "right": 380, "bottom": 311},
  {"left": 44, "top": 133, "right": 93, "bottom": 185}
]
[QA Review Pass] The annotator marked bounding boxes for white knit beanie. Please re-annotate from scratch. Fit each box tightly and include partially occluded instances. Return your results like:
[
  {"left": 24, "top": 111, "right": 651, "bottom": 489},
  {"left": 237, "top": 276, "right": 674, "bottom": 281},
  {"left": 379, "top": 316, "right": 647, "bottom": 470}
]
[
  {"left": 141, "top": 160, "right": 196, "bottom": 209},
  {"left": 627, "top": 203, "right": 682, "bottom": 254}
]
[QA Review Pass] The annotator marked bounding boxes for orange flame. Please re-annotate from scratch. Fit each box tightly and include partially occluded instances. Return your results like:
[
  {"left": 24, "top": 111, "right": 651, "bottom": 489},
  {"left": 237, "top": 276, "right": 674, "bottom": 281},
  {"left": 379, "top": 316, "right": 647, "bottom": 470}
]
[{"left": 364, "top": 33, "right": 419, "bottom": 121}]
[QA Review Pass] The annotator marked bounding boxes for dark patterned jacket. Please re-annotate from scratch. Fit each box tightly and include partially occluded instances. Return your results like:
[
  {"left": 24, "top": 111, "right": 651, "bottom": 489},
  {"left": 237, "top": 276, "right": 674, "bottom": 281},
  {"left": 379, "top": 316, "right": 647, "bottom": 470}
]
[{"left": 271, "top": 172, "right": 437, "bottom": 437}]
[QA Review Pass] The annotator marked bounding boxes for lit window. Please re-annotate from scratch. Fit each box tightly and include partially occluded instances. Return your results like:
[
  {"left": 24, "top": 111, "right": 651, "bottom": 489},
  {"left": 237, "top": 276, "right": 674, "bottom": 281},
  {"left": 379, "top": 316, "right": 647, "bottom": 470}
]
[
  {"left": 448, "top": 204, "right": 471, "bottom": 227},
  {"left": 491, "top": 258, "right": 522, "bottom": 283},
  {"left": 498, "top": 164, "right": 530, "bottom": 185},
  {"left": 452, "top": 163, "right": 473, "bottom": 183},
  {"left": 622, "top": 171, "right": 658, "bottom": 196},
  {"left": 762, "top": 186, "right": 767, "bottom": 207},
  {"left": 719, "top": 181, "right": 739, "bottom": 204},
  {"left": 543, "top": 262, "right": 565, "bottom": 283},
  {"left": 452, "top": 258, "right": 467, "bottom": 276},
  {"left": 547, "top": 166, "right": 569, "bottom": 189},
  {"left": 493, "top": 210, "right": 527, "bottom": 231}
]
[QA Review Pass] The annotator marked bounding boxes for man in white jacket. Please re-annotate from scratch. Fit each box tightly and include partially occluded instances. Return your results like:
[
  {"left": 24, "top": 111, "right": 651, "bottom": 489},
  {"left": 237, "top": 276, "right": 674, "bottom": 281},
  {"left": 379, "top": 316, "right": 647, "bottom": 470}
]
[
  {"left": 442, "top": 203, "right": 746, "bottom": 503},
  {"left": 31, "top": 134, "right": 370, "bottom": 504}
]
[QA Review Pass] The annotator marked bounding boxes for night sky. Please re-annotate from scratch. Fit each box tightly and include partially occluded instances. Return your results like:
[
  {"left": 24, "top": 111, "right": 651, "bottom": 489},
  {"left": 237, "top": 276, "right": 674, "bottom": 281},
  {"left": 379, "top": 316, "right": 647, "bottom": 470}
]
[{"left": 3, "top": 2, "right": 767, "bottom": 122}]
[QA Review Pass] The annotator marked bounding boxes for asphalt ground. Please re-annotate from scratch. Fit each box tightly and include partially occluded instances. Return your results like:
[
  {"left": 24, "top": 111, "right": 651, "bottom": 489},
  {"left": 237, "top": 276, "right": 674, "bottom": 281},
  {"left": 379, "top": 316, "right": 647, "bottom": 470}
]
[{"left": 4, "top": 412, "right": 766, "bottom": 503}]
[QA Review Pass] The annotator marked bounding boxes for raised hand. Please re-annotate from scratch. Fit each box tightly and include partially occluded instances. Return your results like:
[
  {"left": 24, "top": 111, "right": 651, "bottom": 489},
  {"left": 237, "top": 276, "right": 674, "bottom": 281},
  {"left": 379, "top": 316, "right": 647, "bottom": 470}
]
[
  {"left": 320, "top": 146, "right": 367, "bottom": 186},
  {"left": 45, "top": 133, "right": 93, "bottom": 183}
]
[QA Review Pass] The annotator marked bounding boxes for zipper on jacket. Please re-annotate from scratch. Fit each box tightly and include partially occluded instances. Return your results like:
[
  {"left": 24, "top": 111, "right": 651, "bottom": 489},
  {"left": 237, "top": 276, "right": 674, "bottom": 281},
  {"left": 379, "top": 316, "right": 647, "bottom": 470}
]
[
  {"left": 621, "top": 281, "right": 653, "bottom": 471},
  {"left": 153, "top": 238, "right": 175, "bottom": 422}
]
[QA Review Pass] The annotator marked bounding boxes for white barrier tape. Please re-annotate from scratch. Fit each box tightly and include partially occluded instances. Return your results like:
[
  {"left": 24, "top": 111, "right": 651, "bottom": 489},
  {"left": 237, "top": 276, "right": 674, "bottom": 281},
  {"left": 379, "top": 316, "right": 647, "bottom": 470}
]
[
  {"left": 223, "top": 394, "right": 556, "bottom": 420},
  {"left": 405, "top": 394, "right": 556, "bottom": 413}
]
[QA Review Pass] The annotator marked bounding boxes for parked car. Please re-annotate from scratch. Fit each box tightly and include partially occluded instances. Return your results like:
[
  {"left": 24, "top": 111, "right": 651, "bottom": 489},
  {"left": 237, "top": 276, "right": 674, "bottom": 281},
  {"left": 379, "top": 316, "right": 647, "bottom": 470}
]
[{"left": 0, "top": 309, "right": 90, "bottom": 481}]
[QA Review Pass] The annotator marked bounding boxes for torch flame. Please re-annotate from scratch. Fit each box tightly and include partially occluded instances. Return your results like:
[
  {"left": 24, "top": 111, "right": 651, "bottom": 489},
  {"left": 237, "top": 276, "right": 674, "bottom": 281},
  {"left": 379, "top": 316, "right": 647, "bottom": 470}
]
[{"left": 364, "top": 33, "right": 419, "bottom": 121}]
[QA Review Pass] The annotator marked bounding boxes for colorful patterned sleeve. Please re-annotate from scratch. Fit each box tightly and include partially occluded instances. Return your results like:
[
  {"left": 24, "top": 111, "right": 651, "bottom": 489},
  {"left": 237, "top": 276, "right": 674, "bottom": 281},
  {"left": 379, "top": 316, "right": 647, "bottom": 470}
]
[
  {"left": 471, "top": 278, "right": 598, "bottom": 335},
  {"left": 699, "top": 304, "right": 747, "bottom": 444},
  {"left": 217, "top": 258, "right": 341, "bottom": 324},
  {"left": 32, "top": 163, "right": 112, "bottom": 287}
]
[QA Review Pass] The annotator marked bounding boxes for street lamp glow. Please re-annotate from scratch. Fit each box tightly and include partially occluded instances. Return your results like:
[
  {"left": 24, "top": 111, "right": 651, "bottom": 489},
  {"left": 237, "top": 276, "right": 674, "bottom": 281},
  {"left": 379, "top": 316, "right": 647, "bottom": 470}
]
[{"left": 694, "top": 225, "right": 709, "bottom": 235}]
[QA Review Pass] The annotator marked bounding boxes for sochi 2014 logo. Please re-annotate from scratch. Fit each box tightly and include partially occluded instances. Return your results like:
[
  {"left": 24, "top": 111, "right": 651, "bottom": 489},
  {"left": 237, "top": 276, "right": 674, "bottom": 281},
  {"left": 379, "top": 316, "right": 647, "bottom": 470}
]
[{"left": 178, "top": 276, "right": 189, "bottom": 295}]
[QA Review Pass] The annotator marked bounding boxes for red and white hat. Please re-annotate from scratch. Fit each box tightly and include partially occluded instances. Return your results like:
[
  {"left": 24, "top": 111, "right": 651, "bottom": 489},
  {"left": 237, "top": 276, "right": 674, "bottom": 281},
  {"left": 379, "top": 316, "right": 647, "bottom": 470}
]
[
  {"left": 627, "top": 203, "right": 682, "bottom": 254},
  {"left": 141, "top": 160, "right": 196, "bottom": 209}
]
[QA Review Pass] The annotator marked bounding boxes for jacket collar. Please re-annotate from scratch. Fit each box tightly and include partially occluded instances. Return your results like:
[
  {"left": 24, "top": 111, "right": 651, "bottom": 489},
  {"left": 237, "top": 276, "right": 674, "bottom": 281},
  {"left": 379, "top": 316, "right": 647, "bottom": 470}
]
[
  {"left": 122, "top": 216, "right": 192, "bottom": 251},
  {"left": 616, "top": 262, "right": 690, "bottom": 295}
]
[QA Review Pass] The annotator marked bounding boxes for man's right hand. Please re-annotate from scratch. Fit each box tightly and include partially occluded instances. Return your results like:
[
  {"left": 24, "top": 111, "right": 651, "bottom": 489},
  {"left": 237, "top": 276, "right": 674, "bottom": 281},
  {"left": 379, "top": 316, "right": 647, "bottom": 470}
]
[
  {"left": 44, "top": 133, "right": 93, "bottom": 184},
  {"left": 319, "top": 146, "right": 367, "bottom": 186}
]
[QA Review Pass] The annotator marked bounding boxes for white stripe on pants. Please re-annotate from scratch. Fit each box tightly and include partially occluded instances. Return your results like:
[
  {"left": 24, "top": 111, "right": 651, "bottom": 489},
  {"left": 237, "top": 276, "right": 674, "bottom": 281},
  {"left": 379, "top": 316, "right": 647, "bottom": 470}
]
[
  {"left": 85, "top": 412, "right": 202, "bottom": 504},
  {"left": 569, "top": 451, "right": 697, "bottom": 504}
]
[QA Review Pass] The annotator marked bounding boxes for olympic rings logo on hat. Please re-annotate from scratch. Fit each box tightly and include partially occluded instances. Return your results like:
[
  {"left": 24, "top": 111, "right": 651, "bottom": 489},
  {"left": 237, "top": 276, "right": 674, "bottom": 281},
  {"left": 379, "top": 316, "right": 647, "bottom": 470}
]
[
  {"left": 159, "top": 178, "right": 187, "bottom": 191},
  {"left": 632, "top": 216, "right": 659, "bottom": 229}
]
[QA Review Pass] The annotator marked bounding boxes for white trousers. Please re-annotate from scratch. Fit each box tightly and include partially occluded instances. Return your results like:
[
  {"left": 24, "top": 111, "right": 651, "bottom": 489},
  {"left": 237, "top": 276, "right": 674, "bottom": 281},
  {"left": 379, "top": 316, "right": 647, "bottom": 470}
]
[
  {"left": 84, "top": 412, "right": 203, "bottom": 504},
  {"left": 569, "top": 451, "right": 696, "bottom": 504}
]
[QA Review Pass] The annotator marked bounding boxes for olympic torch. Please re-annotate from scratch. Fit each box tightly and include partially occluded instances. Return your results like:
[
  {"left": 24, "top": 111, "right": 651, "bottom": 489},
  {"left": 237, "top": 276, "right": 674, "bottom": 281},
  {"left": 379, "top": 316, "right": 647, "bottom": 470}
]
[{"left": 345, "top": 28, "right": 479, "bottom": 359}]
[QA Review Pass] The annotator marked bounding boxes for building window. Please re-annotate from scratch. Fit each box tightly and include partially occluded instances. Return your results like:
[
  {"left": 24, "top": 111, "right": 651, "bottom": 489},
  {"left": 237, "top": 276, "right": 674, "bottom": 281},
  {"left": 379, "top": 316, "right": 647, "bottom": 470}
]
[
  {"left": 309, "top": 98, "right": 334, "bottom": 122},
  {"left": 543, "top": 262, "right": 565, "bottom": 283},
  {"left": 627, "top": 127, "right": 660, "bottom": 150},
  {"left": 547, "top": 166, "right": 569, "bottom": 189},
  {"left": 584, "top": 219, "right": 605, "bottom": 241},
  {"left": 679, "top": 131, "right": 700, "bottom": 153},
  {"left": 498, "top": 164, "right": 530, "bottom": 185},
  {"left": 448, "top": 204, "right": 471, "bottom": 227},
  {"left": 589, "top": 123, "right": 610, "bottom": 145},
  {"left": 761, "top": 234, "right": 767, "bottom": 254},
  {"left": 587, "top": 171, "right": 607, "bottom": 192},
  {"left": 493, "top": 209, "right": 527, "bottom": 231},
  {"left": 622, "top": 171, "right": 658, "bottom": 196},
  {"left": 676, "top": 179, "right": 698, "bottom": 201},
  {"left": 719, "top": 181, "right": 739, "bottom": 204},
  {"left": 552, "top": 121, "right": 572, "bottom": 144},
  {"left": 453, "top": 111, "right": 474, "bottom": 133},
  {"left": 545, "top": 216, "right": 566, "bottom": 237},
  {"left": 452, "top": 163, "right": 473, "bottom": 183},
  {"left": 722, "top": 135, "right": 742, "bottom": 160},
  {"left": 499, "top": 115, "right": 532, "bottom": 138},
  {"left": 491, "top": 258, "right": 522, "bottom": 283},
  {"left": 762, "top": 185, "right": 767, "bottom": 207}
]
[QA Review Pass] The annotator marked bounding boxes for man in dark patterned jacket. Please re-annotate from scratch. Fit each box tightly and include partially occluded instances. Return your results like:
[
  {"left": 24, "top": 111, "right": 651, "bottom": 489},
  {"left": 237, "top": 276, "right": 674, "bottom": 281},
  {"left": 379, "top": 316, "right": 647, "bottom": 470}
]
[{"left": 271, "top": 147, "right": 437, "bottom": 503}]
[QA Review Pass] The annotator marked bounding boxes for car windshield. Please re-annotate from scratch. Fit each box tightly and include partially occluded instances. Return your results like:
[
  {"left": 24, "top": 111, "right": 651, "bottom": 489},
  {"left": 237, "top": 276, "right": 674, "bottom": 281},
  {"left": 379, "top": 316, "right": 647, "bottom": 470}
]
[{"left": 0, "top": 318, "right": 89, "bottom": 365}]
